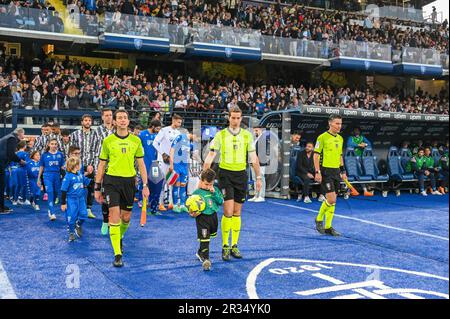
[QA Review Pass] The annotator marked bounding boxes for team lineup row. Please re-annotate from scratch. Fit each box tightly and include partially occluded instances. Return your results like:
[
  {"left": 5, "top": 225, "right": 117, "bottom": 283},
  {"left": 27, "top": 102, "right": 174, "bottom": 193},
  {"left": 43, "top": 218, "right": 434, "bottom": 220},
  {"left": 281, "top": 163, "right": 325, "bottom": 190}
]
[{"left": 1, "top": 107, "right": 352, "bottom": 270}]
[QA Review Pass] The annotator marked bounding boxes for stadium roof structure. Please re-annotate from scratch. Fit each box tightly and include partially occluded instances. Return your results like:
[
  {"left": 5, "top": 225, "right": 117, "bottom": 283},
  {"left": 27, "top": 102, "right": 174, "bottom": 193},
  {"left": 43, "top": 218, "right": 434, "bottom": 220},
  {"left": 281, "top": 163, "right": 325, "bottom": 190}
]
[
  {"left": 383, "top": 0, "right": 435, "bottom": 7},
  {"left": 373, "top": 0, "right": 434, "bottom": 7}
]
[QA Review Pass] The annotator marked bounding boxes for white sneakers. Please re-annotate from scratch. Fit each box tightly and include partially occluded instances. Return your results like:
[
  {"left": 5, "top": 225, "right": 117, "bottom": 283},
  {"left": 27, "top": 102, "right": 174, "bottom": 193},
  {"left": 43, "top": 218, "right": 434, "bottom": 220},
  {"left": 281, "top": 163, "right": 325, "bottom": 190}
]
[
  {"left": 48, "top": 210, "right": 56, "bottom": 221},
  {"left": 11, "top": 199, "right": 31, "bottom": 206},
  {"left": 32, "top": 203, "right": 40, "bottom": 211},
  {"left": 303, "top": 196, "right": 312, "bottom": 204},
  {"left": 422, "top": 190, "right": 443, "bottom": 196},
  {"left": 318, "top": 195, "right": 326, "bottom": 202},
  {"left": 249, "top": 197, "right": 265, "bottom": 202}
]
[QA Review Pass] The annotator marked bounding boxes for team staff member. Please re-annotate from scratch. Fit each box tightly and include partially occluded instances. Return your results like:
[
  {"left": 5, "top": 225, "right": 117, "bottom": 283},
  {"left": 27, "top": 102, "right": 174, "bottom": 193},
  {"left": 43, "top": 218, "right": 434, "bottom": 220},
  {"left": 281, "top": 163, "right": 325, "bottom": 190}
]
[
  {"left": 0, "top": 128, "right": 25, "bottom": 214},
  {"left": 94, "top": 109, "right": 149, "bottom": 268},
  {"left": 439, "top": 148, "right": 449, "bottom": 193},
  {"left": 296, "top": 141, "right": 317, "bottom": 204},
  {"left": 346, "top": 127, "right": 373, "bottom": 196},
  {"left": 203, "top": 106, "right": 262, "bottom": 261},
  {"left": 313, "top": 115, "right": 347, "bottom": 237}
]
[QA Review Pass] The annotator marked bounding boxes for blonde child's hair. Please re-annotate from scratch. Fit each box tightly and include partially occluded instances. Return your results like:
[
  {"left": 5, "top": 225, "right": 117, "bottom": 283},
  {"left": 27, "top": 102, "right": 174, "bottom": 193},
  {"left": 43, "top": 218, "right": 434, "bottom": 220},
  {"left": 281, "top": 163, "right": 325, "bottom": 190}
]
[{"left": 66, "top": 157, "right": 80, "bottom": 173}]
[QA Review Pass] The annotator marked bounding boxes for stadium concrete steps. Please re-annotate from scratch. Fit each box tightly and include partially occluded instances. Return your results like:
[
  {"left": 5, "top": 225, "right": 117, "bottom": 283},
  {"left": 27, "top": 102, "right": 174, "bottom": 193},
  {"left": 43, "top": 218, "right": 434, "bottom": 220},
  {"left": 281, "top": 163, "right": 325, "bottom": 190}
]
[{"left": 48, "top": 0, "right": 84, "bottom": 36}]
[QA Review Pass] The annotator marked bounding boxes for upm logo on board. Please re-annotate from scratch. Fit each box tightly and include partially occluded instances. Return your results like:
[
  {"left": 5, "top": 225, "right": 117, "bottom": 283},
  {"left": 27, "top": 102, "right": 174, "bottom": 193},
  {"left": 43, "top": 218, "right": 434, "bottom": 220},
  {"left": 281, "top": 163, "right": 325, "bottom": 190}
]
[
  {"left": 246, "top": 258, "right": 449, "bottom": 299},
  {"left": 420, "top": 65, "right": 426, "bottom": 75},
  {"left": 134, "top": 38, "right": 143, "bottom": 50},
  {"left": 225, "top": 47, "right": 233, "bottom": 58}
]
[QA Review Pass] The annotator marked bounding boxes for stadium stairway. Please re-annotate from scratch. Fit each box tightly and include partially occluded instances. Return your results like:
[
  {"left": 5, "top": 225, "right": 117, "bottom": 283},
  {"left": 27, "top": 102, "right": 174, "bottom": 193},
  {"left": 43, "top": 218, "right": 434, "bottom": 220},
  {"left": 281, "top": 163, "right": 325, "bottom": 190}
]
[{"left": 48, "top": 0, "right": 84, "bottom": 35}]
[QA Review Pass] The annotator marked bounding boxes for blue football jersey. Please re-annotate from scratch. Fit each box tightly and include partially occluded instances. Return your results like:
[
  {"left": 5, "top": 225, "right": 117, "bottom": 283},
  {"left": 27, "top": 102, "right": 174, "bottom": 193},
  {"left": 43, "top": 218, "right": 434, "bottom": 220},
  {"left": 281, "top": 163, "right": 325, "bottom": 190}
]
[
  {"left": 16, "top": 151, "right": 30, "bottom": 164},
  {"left": 27, "top": 160, "right": 40, "bottom": 179},
  {"left": 40, "top": 151, "right": 65, "bottom": 174},
  {"left": 61, "top": 171, "right": 91, "bottom": 197},
  {"left": 171, "top": 133, "right": 192, "bottom": 166},
  {"left": 139, "top": 130, "right": 158, "bottom": 170}
]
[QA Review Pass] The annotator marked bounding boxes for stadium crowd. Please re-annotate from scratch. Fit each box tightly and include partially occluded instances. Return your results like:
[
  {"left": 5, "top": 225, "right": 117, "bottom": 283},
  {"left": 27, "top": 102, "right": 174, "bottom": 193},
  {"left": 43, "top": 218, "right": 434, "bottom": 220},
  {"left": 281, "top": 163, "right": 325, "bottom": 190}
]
[
  {"left": 0, "top": 0, "right": 448, "bottom": 55},
  {"left": 0, "top": 53, "right": 448, "bottom": 115},
  {"left": 78, "top": 0, "right": 449, "bottom": 53},
  {"left": 0, "top": 0, "right": 65, "bottom": 32}
]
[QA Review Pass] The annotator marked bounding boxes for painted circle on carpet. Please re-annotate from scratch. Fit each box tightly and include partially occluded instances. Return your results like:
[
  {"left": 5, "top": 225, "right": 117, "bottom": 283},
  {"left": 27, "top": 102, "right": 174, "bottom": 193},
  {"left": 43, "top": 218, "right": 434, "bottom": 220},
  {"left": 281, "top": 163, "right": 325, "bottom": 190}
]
[{"left": 247, "top": 258, "right": 449, "bottom": 299}]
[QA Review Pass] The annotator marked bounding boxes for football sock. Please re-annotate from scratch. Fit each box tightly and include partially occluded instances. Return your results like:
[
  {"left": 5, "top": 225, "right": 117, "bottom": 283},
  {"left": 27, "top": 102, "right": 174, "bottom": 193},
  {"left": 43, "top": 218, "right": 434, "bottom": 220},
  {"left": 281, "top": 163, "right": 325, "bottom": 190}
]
[
  {"left": 109, "top": 224, "right": 121, "bottom": 256},
  {"left": 231, "top": 216, "right": 241, "bottom": 247},
  {"left": 221, "top": 215, "right": 232, "bottom": 247}
]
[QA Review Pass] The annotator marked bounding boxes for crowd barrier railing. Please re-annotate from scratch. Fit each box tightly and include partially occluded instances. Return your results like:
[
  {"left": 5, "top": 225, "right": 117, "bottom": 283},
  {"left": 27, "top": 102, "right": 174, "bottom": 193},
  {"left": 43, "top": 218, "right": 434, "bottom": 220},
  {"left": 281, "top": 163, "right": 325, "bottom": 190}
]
[
  {"left": 103, "top": 12, "right": 169, "bottom": 40},
  {"left": 332, "top": 40, "right": 392, "bottom": 62},
  {"left": 260, "top": 36, "right": 331, "bottom": 59},
  {"left": 401, "top": 47, "right": 442, "bottom": 66},
  {"left": 188, "top": 23, "right": 261, "bottom": 48}
]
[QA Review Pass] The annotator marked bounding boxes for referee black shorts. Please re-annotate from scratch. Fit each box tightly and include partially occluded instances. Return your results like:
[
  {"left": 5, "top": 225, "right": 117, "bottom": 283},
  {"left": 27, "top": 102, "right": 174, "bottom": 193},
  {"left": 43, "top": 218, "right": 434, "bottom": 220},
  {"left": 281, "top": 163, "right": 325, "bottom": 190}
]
[
  {"left": 103, "top": 175, "right": 136, "bottom": 212},
  {"left": 218, "top": 168, "right": 248, "bottom": 204},
  {"left": 196, "top": 212, "right": 218, "bottom": 241},
  {"left": 321, "top": 167, "right": 341, "bottom": 194}
]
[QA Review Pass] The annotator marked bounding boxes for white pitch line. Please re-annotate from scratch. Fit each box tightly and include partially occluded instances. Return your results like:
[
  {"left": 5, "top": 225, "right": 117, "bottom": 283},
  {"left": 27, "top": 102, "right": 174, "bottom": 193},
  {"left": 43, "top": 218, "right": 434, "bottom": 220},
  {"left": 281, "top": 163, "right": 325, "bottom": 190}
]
[
  {"left": 372, "top": 288, "right": 449, "bottom": 299},
  {"left": 353, "top": 288, "right": 387, "bottom": 299},
  {"left": 295, "top": 280, "right": 386, "bottom": 296},
  {"left": 246, "top": 258, "right": 449, "bottom": 299},
  {"left": 270, "top": 201, "right": 449, "bottom": 241},
  {"left": 0, "top": 260, "right": 17, "bottom": 299},
  {"left": 332, "top": 293, "right": 365, "bottom": 299},
  {"left": 312, "top": 273, "right": 345, "bottom": 285}
]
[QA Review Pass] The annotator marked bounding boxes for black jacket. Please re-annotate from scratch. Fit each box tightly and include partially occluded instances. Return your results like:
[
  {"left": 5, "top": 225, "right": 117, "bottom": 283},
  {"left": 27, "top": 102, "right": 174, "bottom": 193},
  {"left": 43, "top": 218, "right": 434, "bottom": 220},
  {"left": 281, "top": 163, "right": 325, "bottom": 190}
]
[
  {"left": 296, "top": 150, "right": 315, "bottom": 177},
  {"left": 64, "top": 95, "right": 80, "bottom": 109},
  {"left": 0, "top": 132, "right": 21, "bottom": 165},
  {"left": 50, "top": 92, "right": 64, "bottom": 110},
  {"left": 79, "top": 91, "right": 93, "bottom": 109}
]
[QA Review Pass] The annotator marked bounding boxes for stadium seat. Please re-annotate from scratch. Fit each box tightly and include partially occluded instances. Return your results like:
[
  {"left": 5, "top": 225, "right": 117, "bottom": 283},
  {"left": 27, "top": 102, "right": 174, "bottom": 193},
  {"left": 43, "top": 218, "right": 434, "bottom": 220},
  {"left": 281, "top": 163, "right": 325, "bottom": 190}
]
[
  {"left": 387, "top": 147, "right": 415, "bottom": 181},
  {"left": 431, "top": 148, "right": 441, "bottom": 167},
  {"left": 399, "top": 148, "right": 413, "bottom": 171},
  {"left": 289, "top": 146, "right": 303, "bottom": 186},
  {"left": 430, "top": 148, "right": 444, "bottom": 181},
  {"left": 344, "top": 148, "right": 372, "bottom": 182},
  {"left": 361, "top": 148, "right": 389, "bottom": 182},
  {"left": 201, "top": 126, "right": 218, "bottom": 141},
  {"left": 398, "top": 147, "right": 428, "bottom": 180}
]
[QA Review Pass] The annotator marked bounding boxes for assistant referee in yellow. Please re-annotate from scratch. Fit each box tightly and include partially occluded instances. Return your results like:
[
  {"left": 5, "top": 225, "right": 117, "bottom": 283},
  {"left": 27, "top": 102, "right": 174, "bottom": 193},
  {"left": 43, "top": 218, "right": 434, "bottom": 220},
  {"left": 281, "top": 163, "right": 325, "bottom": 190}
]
[
  {"left": 203, "top": 106, "right": 262, "bottom": 261},
  {"left": 94, "top": 109, "right": 149, "bottom": 267},
  {"left": 313, "top": 114, "right": 347, "bottom": 237}
]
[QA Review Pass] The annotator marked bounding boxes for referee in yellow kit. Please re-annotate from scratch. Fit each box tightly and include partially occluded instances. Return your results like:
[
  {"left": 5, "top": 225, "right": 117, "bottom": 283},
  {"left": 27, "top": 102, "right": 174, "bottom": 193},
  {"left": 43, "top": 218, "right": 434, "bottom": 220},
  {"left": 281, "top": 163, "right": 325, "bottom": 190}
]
[
  {"left": 94, "top": 109, "right": 149, "bottom": 267},
  {"left": 313, "top": 114, "right": 347, "bottom": 237},
  {"left": 203, "top": 106, "right": 262, "bottom": 261}
]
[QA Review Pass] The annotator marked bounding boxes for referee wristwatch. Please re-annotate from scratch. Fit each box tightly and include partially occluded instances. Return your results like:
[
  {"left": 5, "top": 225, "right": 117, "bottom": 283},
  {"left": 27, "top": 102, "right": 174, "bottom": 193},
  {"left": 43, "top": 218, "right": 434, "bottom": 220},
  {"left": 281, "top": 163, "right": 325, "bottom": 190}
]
[
  {"left": 256, "top": 176, "right": 262, "bottom": 180},
  {"left": 315, "top": 170, "right": 321, "bottom": 175},
  {"left": 142, "top": 183, "right": 149, "bottom": 188}
]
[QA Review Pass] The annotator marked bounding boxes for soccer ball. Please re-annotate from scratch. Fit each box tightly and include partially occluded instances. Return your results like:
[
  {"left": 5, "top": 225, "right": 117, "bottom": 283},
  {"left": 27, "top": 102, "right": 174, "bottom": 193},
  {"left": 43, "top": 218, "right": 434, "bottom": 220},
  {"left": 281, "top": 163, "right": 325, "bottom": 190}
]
[{"left": 185, "top": 195, "right": 206, "bottom": 217}]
